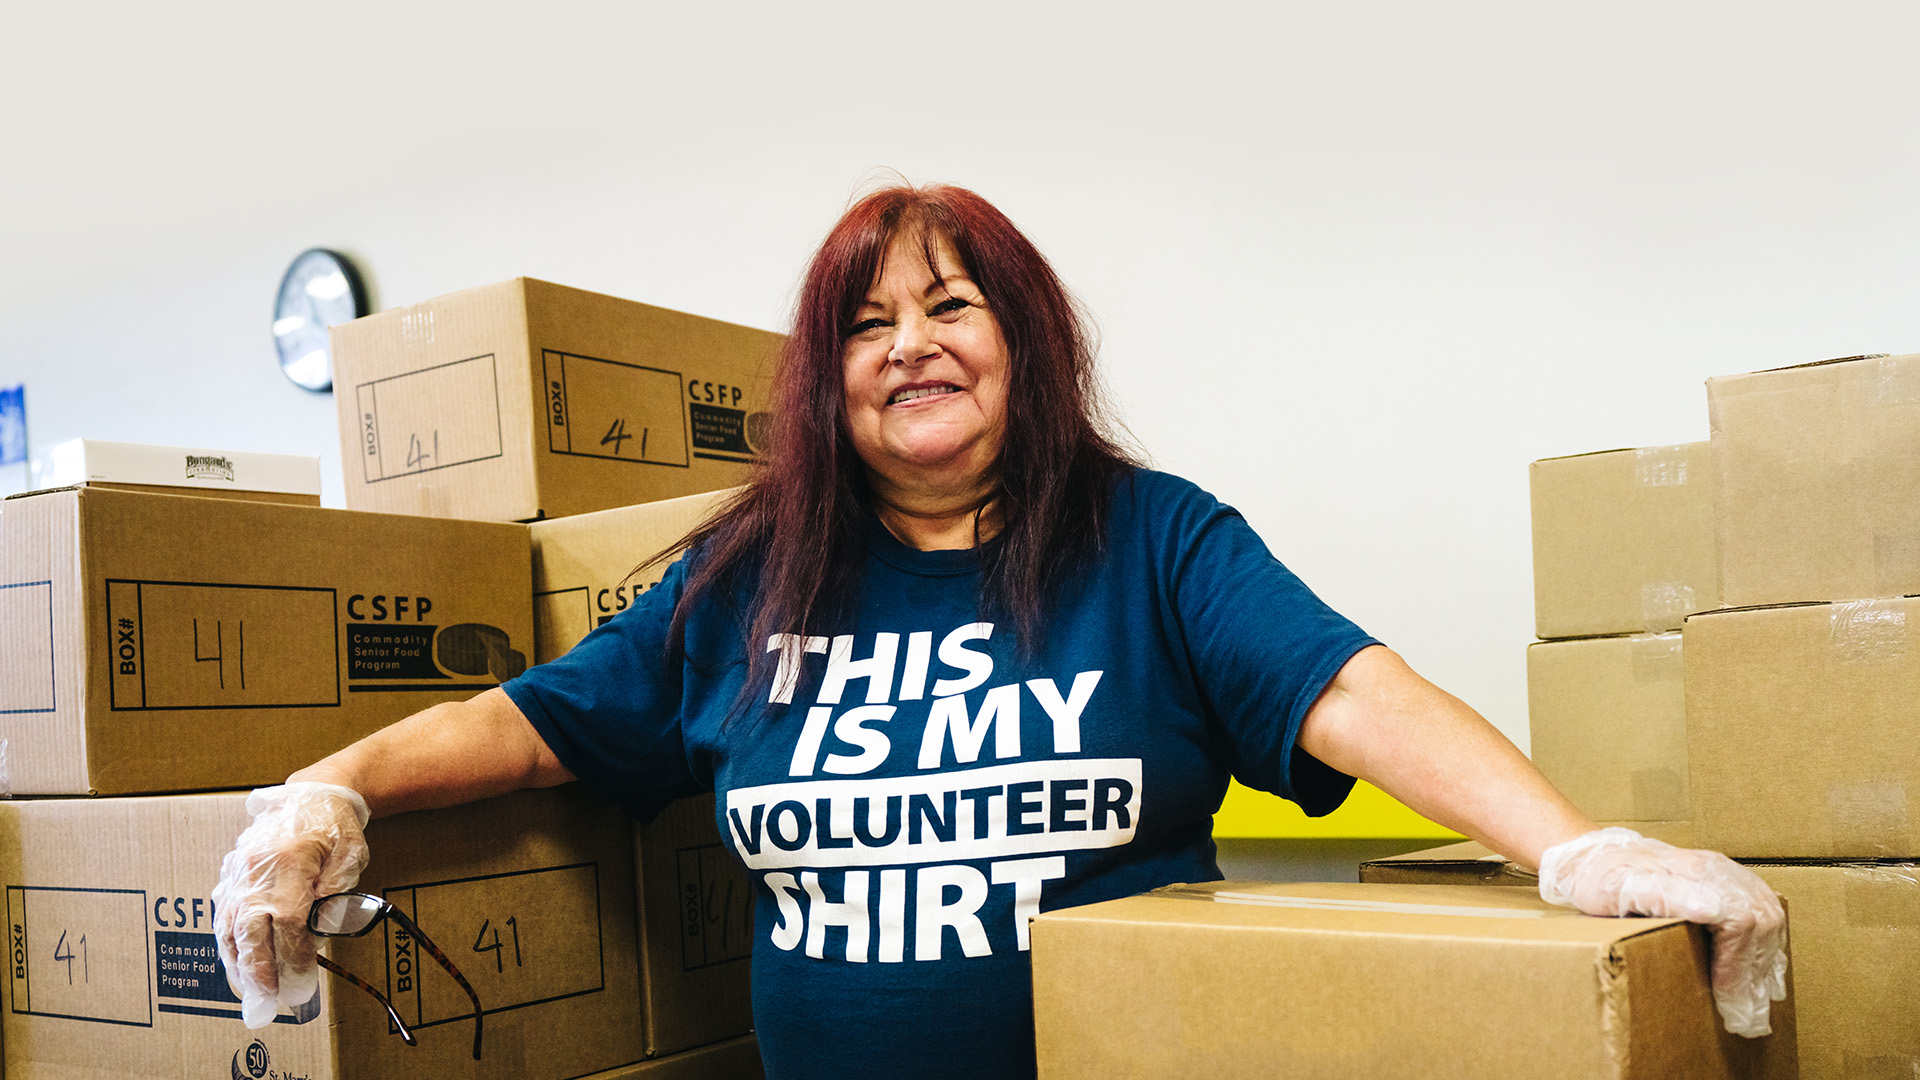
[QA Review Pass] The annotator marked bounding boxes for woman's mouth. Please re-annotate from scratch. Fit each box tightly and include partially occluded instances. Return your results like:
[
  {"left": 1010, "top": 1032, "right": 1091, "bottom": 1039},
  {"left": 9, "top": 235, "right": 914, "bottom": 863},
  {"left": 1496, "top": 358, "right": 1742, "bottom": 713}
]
[{"left": 889, "top": 385, "right": 958, "bottom": 406}]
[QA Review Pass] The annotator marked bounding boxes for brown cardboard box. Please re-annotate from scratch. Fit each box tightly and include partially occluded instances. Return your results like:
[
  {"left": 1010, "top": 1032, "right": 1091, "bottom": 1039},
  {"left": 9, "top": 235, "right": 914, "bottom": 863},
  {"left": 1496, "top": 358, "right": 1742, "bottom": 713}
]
[
  {"left": 0, "top": 486, "right": 532, "bottom": 795},
  {"left": 530, "top": 489, "right": 754, "bottom": 1055},
  {"left": 1708, "top": 353, "right": 1920, "bottom": 608},
  {"left": 1362, "top": 845, "right": 1915, "bottom": 1080},
  {"left": 0, "top": 786, "right": 643, "bottom": 1080},
  {"left": 631, "top": 797, "right": 753, "bottom": 1058},
  {"left": 1528, "top": 633, "right": 1691, "bottom": 823},
  {"left": 1031, "top": 880, "right": 1795, "bottom": 1080},
  {"left": 1684, "top": 597, "right": 1920, "bottom": 857},
  {"left": 332, "top": 278, "right": 779, "bottom": 523},
  {"left": 579, "top": 1035, "right": 763, "bottom": 1079},
  {"left": 1532, "top": 444, "right": 1719, "bottom": 638},
  {"left": 529, "top": 488, "right": 734, "bottom": 665}
]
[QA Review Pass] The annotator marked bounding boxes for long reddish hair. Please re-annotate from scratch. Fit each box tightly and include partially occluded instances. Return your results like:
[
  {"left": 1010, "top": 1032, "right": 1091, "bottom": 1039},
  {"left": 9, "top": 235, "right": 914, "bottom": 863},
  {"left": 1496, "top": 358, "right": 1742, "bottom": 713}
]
[{"left": 663, "top": 182, "right": 1136, "bottom": 705}]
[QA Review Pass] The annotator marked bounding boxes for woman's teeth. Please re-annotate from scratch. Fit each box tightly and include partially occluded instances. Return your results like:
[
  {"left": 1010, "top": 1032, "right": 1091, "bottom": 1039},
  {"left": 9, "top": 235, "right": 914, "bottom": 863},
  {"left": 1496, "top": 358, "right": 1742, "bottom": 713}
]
[{"left": 890, "top": 386, "right": 957, "bottom": 405}]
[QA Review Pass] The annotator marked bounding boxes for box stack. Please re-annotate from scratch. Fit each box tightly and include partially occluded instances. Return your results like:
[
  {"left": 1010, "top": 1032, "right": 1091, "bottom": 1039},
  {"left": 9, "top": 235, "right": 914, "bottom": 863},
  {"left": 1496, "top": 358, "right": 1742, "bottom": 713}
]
[
  {"left": 1527, "top": 442, "right": 1716, "bottom": 833},
  {"left": 1375, "top": 353, "right": 1920, "bottom": 1080},
  {"left": 0, "top": 276, "right": 773, "bottom": 1078}
]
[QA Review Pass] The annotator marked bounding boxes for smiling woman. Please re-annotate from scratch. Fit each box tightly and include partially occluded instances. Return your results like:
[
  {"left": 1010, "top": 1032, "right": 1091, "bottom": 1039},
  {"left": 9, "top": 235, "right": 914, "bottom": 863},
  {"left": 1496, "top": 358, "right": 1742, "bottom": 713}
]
[{"left": 214, "top": 181, "right": 1788, "bottom": 1080}]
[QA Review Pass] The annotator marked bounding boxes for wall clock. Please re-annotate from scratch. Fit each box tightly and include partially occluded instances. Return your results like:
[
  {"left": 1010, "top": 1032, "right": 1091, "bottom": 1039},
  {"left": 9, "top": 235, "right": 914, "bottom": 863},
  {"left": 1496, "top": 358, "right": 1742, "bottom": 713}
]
[{"left": 273, "top": 248, "right": 369, "bottom": 392}]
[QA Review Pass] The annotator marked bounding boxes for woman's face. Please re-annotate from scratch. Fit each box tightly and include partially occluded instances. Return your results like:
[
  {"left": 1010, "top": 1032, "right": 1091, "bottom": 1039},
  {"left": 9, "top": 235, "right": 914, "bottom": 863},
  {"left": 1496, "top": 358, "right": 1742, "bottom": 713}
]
[{"left": 841, "top": 232, "right": 1011, "bottom": 495}]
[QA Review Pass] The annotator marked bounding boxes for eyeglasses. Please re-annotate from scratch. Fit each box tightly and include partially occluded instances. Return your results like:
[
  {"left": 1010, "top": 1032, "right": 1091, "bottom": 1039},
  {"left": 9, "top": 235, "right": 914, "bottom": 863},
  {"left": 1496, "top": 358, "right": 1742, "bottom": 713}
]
[{"left": 307, "top": 891, "right": 483, "bottom": 1061}]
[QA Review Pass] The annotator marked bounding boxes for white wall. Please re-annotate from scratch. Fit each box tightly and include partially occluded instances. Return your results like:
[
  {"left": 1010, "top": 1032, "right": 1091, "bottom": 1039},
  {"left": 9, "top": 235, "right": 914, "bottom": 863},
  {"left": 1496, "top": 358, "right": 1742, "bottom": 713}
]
[{"left": 6, "top": 2, "right": 1918, "bottom": 752}]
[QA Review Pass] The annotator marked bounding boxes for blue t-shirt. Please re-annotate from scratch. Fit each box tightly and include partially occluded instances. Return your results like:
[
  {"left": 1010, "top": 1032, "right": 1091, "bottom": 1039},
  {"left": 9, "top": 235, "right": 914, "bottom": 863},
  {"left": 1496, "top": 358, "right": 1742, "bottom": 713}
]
[{"left": 505, "top": 469, "right": 1377, "bottom": 1079}]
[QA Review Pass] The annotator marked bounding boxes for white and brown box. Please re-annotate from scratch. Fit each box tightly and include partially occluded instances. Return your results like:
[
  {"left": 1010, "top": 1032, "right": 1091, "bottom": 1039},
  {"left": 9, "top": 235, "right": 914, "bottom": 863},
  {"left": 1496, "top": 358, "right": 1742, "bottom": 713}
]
[
  {"left": 0, "top": 485, "right": 531, "bottom": 794},
  {"left": 1363, "top": 842, "right": 1914, "bottom": 1080},
  {"left": 1708, "top": 352, "right": 1920, "bottom": 608},
  {"left": 1684, "top": 596, "right": 1920, "bottom": 858},
  {"left": 0, "top": 786, "right": 643, "bottom": 1080},
  {"left": 1531, "top": 444, "right": 1719, "bottom": 638},
  {"left": 1032, "top": 880, "right": 1795, "bottom": 1080},
  {"left": 531, "top": 489, "right": 754, "bottom": 1056},
  {"left": 1528, "top": 632, "right": 1691, "bottom": 824},
  {"left": 29, "top": 439, "right": 322, "bottom": 507},
  {"left": 332, "top": 278, "right": 779, "bottom": 523}
]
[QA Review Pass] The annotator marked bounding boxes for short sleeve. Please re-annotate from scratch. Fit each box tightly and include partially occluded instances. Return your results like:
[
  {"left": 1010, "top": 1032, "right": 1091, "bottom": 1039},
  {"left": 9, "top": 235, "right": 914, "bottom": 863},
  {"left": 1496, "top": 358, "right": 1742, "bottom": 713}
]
[
  {"left": 502, "top": 556, "right": 709, "bottom": 820},
  {"left": 1159, "top": 483, "right": 1379, "bottom": 815}
]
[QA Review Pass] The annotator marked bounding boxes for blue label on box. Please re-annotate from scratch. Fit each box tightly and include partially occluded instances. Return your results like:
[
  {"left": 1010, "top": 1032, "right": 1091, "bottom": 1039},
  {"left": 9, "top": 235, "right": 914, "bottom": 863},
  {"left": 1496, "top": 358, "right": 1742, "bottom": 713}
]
[{"left": 155, "top": 931, "right": 239, "bottom": 1004}]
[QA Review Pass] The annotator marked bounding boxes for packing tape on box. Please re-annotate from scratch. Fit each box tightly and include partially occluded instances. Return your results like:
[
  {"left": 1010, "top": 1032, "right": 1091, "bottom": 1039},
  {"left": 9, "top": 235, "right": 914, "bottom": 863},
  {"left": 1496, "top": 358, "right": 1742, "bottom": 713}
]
[
  {"left": 1632, "top": 445, "right": 1691, "bottom": 488},
  {"left": 0, "top": 736, "right": 10, "bottom": 797},
  {"left": 1871, "top": 353, "right": 1920, "bottom": 406},
  {"left": 1153, "top": 885, "right": 1549, "bottom": 919},
  {"left": 1639, "top": 583, "right": 1696, "bottom": 630},
  {"left": 1830, "top": 599, "right": 1908, "bottom": 664},
  {"left": 1630, "top": 633, "right": 1683, "bottom": 683},
  {"left": 1840, "top": 863, "right": 1920, "bottom": 929},
  {"left": 1826, "top": 781, "right": 1912, "bottom": 857}
]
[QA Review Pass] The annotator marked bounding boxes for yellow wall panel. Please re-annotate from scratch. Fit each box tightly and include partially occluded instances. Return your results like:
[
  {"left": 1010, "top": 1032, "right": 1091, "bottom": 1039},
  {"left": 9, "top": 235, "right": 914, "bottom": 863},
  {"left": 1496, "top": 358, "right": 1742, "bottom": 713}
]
[{"left": 1212, "top": 779, "right": 1466, "bottom": 839}]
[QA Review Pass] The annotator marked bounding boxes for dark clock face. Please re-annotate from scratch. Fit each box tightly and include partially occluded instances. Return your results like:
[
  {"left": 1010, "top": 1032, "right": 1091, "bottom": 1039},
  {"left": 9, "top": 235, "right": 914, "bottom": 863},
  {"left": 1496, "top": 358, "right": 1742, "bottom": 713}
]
[{"left": 273, "top": 249, "right": 367, "bottom": 392}]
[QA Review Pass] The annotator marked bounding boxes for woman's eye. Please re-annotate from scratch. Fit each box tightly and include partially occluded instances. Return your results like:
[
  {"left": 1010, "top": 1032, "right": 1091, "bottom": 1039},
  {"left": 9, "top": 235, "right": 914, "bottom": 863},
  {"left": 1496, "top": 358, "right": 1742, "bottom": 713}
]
[
  {"left": 930, "top": 298, "right": 970, "bottom": 316},
  {"left": 846, "top": 318, "right": 888, "bottom": 337}
]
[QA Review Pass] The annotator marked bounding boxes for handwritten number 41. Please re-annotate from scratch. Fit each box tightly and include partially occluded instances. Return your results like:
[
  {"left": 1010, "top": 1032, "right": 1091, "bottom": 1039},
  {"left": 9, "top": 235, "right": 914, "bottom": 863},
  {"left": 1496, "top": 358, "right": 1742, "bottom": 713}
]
[
  {"left": 472, "top": 917, "right": 522, "bottom": 974},
  {"left": 54, "top": 929, "right": 87, "bottom": 985}
]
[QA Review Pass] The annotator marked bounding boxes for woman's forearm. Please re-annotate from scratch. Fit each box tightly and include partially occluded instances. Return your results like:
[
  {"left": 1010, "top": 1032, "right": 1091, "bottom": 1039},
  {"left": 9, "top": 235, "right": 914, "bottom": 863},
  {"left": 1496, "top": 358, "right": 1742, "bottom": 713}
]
[
  {"left": 1296, "top": 644, "right": 1596, "bottom": 869},
  {"left": 288, "top": 687, "right": 574, "bottom": 819}
]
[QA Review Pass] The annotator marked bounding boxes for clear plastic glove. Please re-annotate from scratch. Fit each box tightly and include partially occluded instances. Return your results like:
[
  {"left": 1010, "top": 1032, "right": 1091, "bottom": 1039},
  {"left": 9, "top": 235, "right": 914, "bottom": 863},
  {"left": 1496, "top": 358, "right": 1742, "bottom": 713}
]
[
  {"left": 212, "top": 782, "right": 371, "bottom": 1028},
  {"left": 1538, "top": 826, "right": 1787, "bottom": 1038}
]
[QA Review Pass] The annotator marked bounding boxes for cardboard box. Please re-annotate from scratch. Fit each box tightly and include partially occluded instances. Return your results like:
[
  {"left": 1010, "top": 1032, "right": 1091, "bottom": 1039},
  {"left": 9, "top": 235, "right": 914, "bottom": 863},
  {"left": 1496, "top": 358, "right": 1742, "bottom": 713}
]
[
  {"left": 1532, "top": 444, "right": 1719, "bottom": 637},
  {"left": 29, "top": 438, "right": 322, "bottom": 506},
  {"left": 1362, "top": 845, "right": 1916, "bottom": 1080},
  {"left": 1031, "top": 880, "right": 1795, "bottom": 1080},
  {"left": 579, "top": 1035, "right": 762, "bottom": 1079},
  {"left": 0, "top": 786, "right": 643, "bottom": 1080},
  {"left": 0, "top": 486, "right": 532, "bottom": 794},
  {"left": 1528, "top": 633, "right": 1691, "bottom": 823},
  {"left": 1708, "top": 353, "right": 1920, "bottom": 607},
  {"left": 529, "top": 488, "right": 734, "bottom": 665},
  {"left": 331, "top": 278, "right": 779, "bottom": 523},
  {"left": 1684, "top": 597, "right": 1920, "bottom": 857},
  {"left": 531, "top": 490, "right": 754, "bottom": 1055},
  {"left": 632, "top": 796, "right": 754, "bottom": 1058}
]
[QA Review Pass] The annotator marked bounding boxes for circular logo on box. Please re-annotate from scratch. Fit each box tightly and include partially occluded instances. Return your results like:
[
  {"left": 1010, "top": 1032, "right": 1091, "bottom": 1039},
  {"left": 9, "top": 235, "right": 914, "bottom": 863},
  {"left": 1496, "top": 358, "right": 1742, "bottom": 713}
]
[{"left": 233, "top": 1039, "right": 269, "bottom": 1080}]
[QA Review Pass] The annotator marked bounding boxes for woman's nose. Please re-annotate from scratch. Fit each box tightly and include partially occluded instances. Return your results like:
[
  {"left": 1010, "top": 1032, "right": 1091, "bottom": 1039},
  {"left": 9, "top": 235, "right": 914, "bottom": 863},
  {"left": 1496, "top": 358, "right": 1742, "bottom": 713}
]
[{"left": 888, "top": 315, "right": 936, "bottom": 365}]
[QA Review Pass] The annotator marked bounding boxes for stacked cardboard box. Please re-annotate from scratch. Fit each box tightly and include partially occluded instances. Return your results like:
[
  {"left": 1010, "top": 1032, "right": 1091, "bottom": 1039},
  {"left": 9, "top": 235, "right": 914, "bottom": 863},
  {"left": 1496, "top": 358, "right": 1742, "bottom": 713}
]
[
  {"left": 529, "top": 490, "right": 756, "bottom": 1058},
  {"left": 1499, "top": 352, "right": 1920, "bottom": 1078},
  {"left": 1527, "top": 442, "right": 1715, "bottom": 830},
  {"left": 0, "top": 277, "right": 777, "bottom": 1079}
]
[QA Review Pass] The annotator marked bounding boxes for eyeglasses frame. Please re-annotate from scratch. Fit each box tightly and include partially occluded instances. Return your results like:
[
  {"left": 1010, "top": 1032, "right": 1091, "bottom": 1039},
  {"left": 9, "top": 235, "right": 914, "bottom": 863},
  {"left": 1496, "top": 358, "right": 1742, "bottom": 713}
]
[{"left": 307, "top": 891, "right": 484, "bottom": 1061}]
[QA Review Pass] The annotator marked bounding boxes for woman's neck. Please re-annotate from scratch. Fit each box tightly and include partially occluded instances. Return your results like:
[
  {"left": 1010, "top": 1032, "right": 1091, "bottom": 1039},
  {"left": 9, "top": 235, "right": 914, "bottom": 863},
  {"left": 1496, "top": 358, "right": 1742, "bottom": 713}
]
[{"left": 870, "top": 475, "right": 1003, "bottom": 551}]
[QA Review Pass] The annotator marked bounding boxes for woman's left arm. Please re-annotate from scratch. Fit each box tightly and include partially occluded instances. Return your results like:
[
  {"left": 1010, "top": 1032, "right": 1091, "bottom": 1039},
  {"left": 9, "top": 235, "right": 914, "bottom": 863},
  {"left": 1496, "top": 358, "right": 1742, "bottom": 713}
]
[{"left": 1297, "top": 643, "right": 1789, "bottom": 1038}]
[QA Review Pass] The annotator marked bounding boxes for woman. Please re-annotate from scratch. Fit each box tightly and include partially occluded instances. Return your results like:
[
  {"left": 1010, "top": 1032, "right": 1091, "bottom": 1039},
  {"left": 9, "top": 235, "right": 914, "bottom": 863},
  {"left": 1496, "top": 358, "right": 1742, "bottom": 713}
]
[{"left": 215, "top": 184, "right": 1785, "bottom": 1078}]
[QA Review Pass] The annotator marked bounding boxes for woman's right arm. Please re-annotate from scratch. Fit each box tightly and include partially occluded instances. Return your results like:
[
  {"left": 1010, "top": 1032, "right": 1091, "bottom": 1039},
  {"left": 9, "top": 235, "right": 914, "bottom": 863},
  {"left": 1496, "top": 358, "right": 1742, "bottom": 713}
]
[
  {"left": 289, "top": 687, "right": 576, "bottom": 816},
  {"left": 214, "top": 689, "right": 574, "bottom": 1028}
]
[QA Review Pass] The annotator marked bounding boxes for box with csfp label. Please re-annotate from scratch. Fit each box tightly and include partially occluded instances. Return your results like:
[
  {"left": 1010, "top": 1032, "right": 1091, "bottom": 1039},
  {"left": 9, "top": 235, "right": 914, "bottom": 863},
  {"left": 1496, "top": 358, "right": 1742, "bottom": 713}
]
[{"left": 0, "top": 485, "right": 531, "bottom": 795}]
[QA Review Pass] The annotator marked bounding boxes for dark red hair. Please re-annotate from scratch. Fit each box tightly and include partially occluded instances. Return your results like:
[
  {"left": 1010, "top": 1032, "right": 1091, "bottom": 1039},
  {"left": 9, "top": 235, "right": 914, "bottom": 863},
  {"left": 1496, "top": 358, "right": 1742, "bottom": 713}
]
[{"left": 663, "top": 182, "right": 1136, "bottom": 705}]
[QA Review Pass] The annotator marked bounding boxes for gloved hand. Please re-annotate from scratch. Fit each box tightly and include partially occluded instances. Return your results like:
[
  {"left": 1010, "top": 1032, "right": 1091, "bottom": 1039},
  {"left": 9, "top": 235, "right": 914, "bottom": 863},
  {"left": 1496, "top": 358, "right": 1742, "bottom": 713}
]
[
  {"left": 1538, "top": 826, "right": 1787, "bottom": 1038},
  {"left": 212, "top": 782, "right": 372, "bottom": 1028}
]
